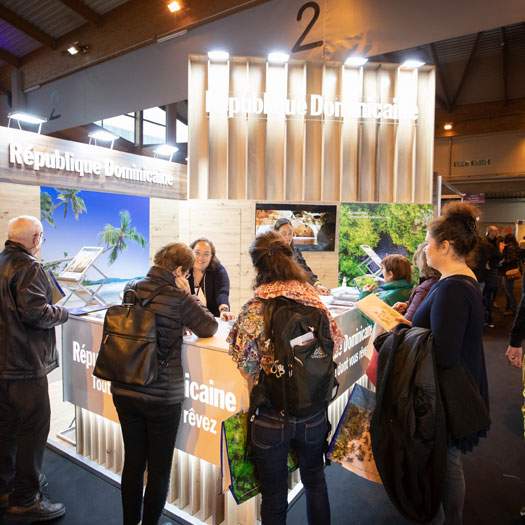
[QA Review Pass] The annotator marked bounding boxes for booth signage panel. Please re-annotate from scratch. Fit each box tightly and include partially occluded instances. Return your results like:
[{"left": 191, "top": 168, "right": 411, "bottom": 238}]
[
  {"left": 62, "top": 308, "right": 372, "bottom": 466},
  {"left": 0, "top": 126, "right": 186, "bottom": 200}
]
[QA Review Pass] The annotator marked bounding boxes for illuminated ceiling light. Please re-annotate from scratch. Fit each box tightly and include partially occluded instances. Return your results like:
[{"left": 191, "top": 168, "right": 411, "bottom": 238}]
[
  {"left": 443, "top": 122, "right": 453, "bottom": 131},
  {"left": 268, "top": 52, "right": 289, "bottom": 64},
  {"left": 8, "top": 111, "right": 47, "bottom": 134},
  {"left": 208, "top": 50, "right": 229, "bottom": 61},
  {"left": 65, "top": 42, "right": 88, "bottom": 56},
  {"left": 154, "top": 144, "right": 179, "bottom": 162},
  {"left": 345, "top": 56, "right": 368, "bottom": 67},
  {"left": 401, "top": 59, "right": 425, "bottom": 69},
  {"left": 167, "top": 1, "right": 181, "bottom": 12},
  {"left": 89, "top": 130, "right": 118, "bottom": 142},
  {"left": 8, "top": 111, "right": 47, "bottom": 125}
]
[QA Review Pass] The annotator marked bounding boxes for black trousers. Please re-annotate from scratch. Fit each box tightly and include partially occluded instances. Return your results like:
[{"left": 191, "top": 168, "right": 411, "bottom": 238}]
[
  {"left": 112, "top": 394, "right": 181, "bottom": 525},
  {"left": 0, "top": 376, "right": 51, "bottom": 506}
]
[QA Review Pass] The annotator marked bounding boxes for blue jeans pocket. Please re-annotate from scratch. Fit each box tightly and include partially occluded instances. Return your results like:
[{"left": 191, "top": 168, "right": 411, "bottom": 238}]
[
  {"left": 252, "top": 417, "right": 285, "bottom": 449},
  {"left": 304, "top": 412, "right": 327, "bottom": 445}
]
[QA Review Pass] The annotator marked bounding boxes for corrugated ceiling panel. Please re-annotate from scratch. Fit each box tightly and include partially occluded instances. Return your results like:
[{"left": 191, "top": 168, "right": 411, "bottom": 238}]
[
  {"left": 85, "top": 0, "right": 130, "bottom": 15},
  {"left": 0, "top": 20, "right": 41, "bottom": 56}
]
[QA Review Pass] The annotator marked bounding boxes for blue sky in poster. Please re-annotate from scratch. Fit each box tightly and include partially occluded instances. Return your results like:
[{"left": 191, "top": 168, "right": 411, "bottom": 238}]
[{"left": 40, "top": 187, "right": 150, "bottom": 279}]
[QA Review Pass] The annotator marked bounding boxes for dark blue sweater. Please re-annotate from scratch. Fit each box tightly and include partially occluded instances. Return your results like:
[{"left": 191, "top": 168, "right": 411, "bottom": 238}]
[{"left": 412, "top": 275, "right": 489, "bottom": 452}]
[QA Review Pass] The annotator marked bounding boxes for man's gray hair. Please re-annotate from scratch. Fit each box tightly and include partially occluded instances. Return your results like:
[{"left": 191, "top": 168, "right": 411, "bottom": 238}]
[{"left": 8, "top": 216, "right": 42, "bottom": 245}]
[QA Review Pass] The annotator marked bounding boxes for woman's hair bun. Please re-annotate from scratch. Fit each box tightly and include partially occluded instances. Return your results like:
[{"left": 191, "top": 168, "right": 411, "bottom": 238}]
[{"left": 442, "top": 202, "right": 478, "bottom": 232}]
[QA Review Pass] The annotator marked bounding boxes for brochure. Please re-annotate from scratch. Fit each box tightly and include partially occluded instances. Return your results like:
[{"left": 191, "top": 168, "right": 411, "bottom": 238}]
[
  {"left": 46, "top": 269, "right": 66, "bottom": 304},
  {"left": 67, "top": 304, "right": 112, "bottom": 316},
  {"left": 355, "top": 293, "right": 410, "bottom": 332}
]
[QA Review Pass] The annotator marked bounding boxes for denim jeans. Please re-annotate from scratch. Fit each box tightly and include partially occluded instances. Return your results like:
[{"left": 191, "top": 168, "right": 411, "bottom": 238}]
[
  {"left": 0, "top": 377, "right": 50, "bottom": 506},
  {"left": 113, "top": 395, "right": 181, "bottom": 525},
  {"left": 482, "top": 285, "right": 498, "bottom": 324},
  {"left": 504, "top": 277, "right": 517, "bottom": 312},
  {"left": 251, "top": 408, "right": 330, "bottom": 525},
  {"left": 430, "top": 446, "right": 465, "bottom": 525}
]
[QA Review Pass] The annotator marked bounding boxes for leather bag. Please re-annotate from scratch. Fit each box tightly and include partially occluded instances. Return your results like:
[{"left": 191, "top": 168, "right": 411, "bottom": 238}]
[
  {"left": 505, "top": 267, "right": 521, "bottom": 280},
  {"left": 93, "top": 285, "right": 170, "bottom": 385}
]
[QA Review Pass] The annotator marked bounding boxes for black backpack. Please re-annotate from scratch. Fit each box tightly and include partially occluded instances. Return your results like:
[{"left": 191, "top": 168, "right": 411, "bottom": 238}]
[
  {"left": 251, "top": 296, "right": 338, "bottom": 419},
  {"left": 93, "top": 284, "right": 171, "bottom": 386}
]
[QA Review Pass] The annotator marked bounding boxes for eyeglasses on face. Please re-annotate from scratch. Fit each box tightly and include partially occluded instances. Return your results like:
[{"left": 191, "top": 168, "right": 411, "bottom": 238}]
[
  {"left": 194, "top": 251, "right": 212, "bottom": 258},
  {"left": 37, "top": 232, "right": 46, "bottom": 244}
]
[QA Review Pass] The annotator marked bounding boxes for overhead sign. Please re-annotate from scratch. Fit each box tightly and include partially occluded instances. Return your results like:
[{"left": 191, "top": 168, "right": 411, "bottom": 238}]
[
  {"left": 0, "top": 126, "right": 187, "bottom": 200},
  {"left": 464, "top": 192, "right": 485, "bottom": 203},
  {"left": 453, "top": 159, "right": 491, "bottom": 168}
]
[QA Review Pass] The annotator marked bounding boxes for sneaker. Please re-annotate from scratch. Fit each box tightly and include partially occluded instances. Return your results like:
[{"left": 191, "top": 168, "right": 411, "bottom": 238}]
[{"left": 4, "top": 494, "right": 65, "bottom": 522}]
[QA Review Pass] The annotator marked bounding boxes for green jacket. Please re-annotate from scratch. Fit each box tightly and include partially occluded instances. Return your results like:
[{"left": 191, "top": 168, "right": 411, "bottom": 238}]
[{"left": 359, "top": 279, "right": 414, "bottom": 307}]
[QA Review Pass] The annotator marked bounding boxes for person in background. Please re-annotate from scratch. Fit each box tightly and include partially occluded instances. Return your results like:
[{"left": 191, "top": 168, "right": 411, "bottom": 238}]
[
  {"left": 228, "top": 231, "right": 344, "bottom": 525},
  {"left": 505, "top": 292, "right": 525, "bottom": 522},
  {"left": 273, "top": 218, "right": 331, "bottom": 296},
  {"left": 393, "top": 242, "right": 441, "bottom": 321},
  {"left": 188, "top": 238, "right": 235, "bottom": 320},
  {"left": 0, "top": 216, "right": 68, "bottom": 522},
  {"left": 359, "top": 254, "right": 414, "bottom": 307},
  {"left": 502, "top": 233, "right": 522, "bottom": 316},
  {"left": 519, "top": 235, "right": 525, "bottom": 263},
  {"left": 112, "top": 242, "right": 218, "bottom": 525},
  {"left": 411, "top": 202, "right": 489, "bottom": 524}
]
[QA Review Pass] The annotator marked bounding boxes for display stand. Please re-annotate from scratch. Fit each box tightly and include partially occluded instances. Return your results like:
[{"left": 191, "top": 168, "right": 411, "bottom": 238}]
[
  {"left": 56, "top": 247, "right": 107, "bottom": 306},
  {"left": 357, "top": 244, "right": 384, "bottom": 278}
]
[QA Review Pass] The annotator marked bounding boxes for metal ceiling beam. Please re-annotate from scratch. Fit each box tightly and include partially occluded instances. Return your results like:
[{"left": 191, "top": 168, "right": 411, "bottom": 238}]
[
  {"left": 0, "top": 5, "right": 56, "bottom": 49},
  {"left": 0, "top": 46, "right": 20, "bottom": 68},
  {"left": 450, "top": 32, "right": 482, "bottom": 111},
  {"left": 500, "top": 26, "right": 509, "bottom": 106},
  {"left": 436, "top": 94, "right": 449, "bottom": 110},
  {"left": 57, "top": 0, "right": 102, "bottom": 27},
  {"left": 428, "top": 42, "right": 451, "bottom": 112}
]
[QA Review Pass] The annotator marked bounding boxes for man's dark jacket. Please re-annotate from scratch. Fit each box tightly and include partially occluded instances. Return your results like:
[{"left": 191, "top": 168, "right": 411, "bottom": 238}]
[
  {"left": 0, "top": 240, "right": 68, "bottom": 380},
  {"left": 111, "top": 266, "right": 218, "bottom": 404},
  {"left": 371, "top": 324, "right": 446, "bottom": 524}
]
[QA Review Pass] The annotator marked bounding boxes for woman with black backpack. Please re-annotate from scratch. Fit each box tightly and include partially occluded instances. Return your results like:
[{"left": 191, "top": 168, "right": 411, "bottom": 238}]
[{"left": 228, "top": 231, "right": 343, "bottom": 524}]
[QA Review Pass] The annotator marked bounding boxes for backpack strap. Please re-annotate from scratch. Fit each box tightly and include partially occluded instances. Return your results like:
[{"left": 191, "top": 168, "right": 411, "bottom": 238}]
[{"left": 123, "top": 282, "right": 173, "bottom": 307}]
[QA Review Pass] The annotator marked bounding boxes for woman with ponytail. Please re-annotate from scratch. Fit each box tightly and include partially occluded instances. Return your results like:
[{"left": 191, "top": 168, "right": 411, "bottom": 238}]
[
  {"left": 228, "top": 231, "right": 343, "bottom": 524},
  {"left": 411, "top": 202, "right": 489, "bottom": 524}
]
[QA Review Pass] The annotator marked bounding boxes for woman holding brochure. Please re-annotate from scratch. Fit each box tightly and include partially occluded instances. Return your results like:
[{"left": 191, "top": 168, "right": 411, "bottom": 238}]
[{"left": 411, "top": 202, "right": 489, "bottom": 524}]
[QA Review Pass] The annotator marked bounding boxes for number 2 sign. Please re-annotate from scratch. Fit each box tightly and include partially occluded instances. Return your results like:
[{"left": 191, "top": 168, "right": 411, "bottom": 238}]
[{"left": 291, "top": 2, "right": 323, "bottom": 54}]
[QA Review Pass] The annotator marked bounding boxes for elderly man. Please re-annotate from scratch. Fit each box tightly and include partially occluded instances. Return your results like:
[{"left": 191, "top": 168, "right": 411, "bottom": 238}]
[{"left": 0, "top": 216, "right": 68, "bottom": 521}]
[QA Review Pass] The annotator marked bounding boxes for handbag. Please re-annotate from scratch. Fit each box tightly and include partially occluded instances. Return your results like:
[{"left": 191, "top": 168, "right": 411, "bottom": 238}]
[
  {"left": 505, "top": 267, "right": 521, "bottom": 280},
  {"left": 93, "top": 285, "right": 171, "bottom": 385},
  {"left": 220, "top": 411, "right": 298, "bottom": 504}
]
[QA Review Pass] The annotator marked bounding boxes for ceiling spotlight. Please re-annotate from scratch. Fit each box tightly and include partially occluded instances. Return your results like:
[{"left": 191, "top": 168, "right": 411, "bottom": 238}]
[
  {"left": 443, "top": 122, "right": 453, "bottom": 131},
  {"left": 89, "top": 130, "right": 118, "bottom": 142},
  {"left": 208, "top": 50, "right": 229, "bottom": 61},
  {"left": 345, "top": 56, "right": 368, "bottom": 67},
  {"left": 8, "top": 111, "right": 47, "bottom": 125},
  {"left": 154, "top": 144, "right": 179, "bottom": 161},
  {"left": 401, "top": 59, "right": 425, "bottom": 69},
  {"left": 167, "top": 1, "right": 181, "bottom": 12},
  {"left": 65, "top": 42, "right": 88, "bottom": 56},
  {"left": 268, "top": 52, "right": 289, "bottom": 64}
]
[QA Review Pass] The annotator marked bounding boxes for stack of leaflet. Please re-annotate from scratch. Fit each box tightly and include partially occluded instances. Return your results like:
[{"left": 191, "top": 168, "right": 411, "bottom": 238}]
[{"left": 329, "top": 286, "right": 360, "bottom": 307}]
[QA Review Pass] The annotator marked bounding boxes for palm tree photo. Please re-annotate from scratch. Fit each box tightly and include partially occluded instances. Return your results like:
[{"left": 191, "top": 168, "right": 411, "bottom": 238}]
[{"left": 98, "top": 210, "right": 147, "bottom": 265}]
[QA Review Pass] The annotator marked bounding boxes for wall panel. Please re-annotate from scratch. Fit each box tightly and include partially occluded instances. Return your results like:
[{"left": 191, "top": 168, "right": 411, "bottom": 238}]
[{"left": 189, "top": 55, "right": 435, "bottom": 205}]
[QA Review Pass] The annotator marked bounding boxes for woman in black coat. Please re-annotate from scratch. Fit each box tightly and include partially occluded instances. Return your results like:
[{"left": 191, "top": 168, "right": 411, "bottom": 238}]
[{"left": 502, "top": 233, "right": 522, "bottom": 315}]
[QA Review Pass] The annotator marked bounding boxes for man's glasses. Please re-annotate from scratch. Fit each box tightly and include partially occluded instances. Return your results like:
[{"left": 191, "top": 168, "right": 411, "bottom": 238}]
[{"left": 38, "top": 232, "right": 46, "bottom": 244}]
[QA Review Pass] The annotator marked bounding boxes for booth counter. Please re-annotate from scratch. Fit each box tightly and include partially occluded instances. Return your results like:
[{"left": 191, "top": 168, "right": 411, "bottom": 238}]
[{"left": 59, "top": 301, "right": 373, "bottom": 524}]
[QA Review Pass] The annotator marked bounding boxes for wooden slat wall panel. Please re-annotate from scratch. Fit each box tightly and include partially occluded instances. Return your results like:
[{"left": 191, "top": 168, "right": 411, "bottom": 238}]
[
  {"left": 265, "top": 63, "right": 287, "bottom": 200},
  {"left": 285, "top": 62, "right": 306, "bottom": 200},
  {"left": 0, "top": 182, "right": 40, "bottom": 244},
  {"left": 246, "top": 58, "right": 267, "bottom": 200},
  {"left": 208, "top": 60, "right": 229, "bottom": 199},
  {"left": 415, "top": 68, "right": 436, "bottom": 203},
  {"left": 377, "top": 65, "right": 398, "bottom": 203},
  {"left": 395, "top": 68, "right": 418, "bottom": 202},
  {"left": 359, "top": 67, "right": 379, "bottom": 202},
  {"left": 149, "top": 197, "right": 180, "bottom": 263},
  {"left": 322, "top": 63, "right": 342, "bottom": 201},
  {"left": 228, "top": 59, "right": 248, "bottom": 199},
  {"left": 188, "top": 57, "right": 209, "bottom": 199},
  {"left": 304, "top": 62, "right": 324, "bottom": 201},
  {"left": 189, "top": 55, "right": 435, "bottom": 205},
  {"left": 340, "top": 67, "right": 361, "bottom": 201}
]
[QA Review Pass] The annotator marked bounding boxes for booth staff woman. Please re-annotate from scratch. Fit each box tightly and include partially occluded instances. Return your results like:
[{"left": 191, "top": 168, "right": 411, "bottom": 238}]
[
  {"left": 112, "top": 243, "right": 217, "bottom": 525},
  {"left": 411, "top": 202, "right": 489, "bottom": 524},
  {"left": 273, "top": 218, "right": 331, "bottom": 295},
  {"left": 228, "top": 231, "right": 344, "bottom": 524},
  {"left": 188, "top": 238, "right": 234, "bottom": 320}
]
